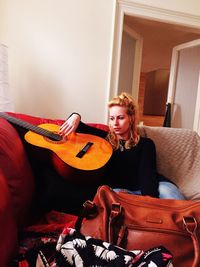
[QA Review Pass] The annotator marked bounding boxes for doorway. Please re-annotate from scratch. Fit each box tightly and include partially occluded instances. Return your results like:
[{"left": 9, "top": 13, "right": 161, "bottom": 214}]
[
  {"left": 110, "top": 1, "right": 200, "bottom": 127},
  {"left": 167, "top": 39, "right": 200, "bottom": 132}
]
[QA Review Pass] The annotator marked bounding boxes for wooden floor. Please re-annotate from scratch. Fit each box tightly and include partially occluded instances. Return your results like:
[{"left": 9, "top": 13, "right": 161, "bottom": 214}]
[{"left": 140, "top": 115, "right": 164, "bottom": 127}]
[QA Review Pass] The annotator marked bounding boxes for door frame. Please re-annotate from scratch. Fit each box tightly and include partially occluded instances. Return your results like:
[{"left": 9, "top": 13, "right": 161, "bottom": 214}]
[
  {"left": 167, "top": 39, "right": 200, "bottom": 133},
  {"left": 110, "top": 0, "right": 200, "bottom": 101}
]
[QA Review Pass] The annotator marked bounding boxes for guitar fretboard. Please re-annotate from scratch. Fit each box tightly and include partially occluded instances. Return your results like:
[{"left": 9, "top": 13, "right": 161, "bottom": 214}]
[{"left": 0, "top": 112, "right": 62, "bottom": 141}]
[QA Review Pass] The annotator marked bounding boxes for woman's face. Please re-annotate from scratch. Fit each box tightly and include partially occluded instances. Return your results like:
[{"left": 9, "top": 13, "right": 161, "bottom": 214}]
[{"left": 109, "top": 105, "right": 131, "bottom": 140}]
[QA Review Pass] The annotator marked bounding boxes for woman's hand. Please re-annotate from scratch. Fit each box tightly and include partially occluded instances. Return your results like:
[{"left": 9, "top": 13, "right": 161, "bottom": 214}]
[{"left": 59, "top": 113, "right": 81, "bottom": 137}]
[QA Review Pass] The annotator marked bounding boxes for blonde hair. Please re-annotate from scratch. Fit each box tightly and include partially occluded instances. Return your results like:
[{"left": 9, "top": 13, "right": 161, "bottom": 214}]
[{"left": 106, "top": 92, "right": 140, "bottom": 150}]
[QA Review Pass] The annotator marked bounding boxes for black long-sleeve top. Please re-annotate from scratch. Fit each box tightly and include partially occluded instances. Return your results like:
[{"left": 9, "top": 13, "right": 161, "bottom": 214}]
[{"left": 76, "top": 121, "right": 169, "bottom": 198}]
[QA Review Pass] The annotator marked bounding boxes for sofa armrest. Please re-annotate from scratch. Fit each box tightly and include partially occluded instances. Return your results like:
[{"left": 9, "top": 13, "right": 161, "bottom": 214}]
[
  {"left": 0, "top": 171, "right": 18, "bottom": 266},
  {"left": 0, "top": 117, "right": 35, "bottom": 227}
]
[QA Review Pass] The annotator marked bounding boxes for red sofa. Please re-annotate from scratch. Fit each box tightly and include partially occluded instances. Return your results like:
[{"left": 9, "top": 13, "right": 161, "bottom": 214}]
[
  {"left": 0, "top": 112, "right": 108, "bottom": 266},
  {"left": 2, "top": 112, "right": 200, "bottom": 266}
]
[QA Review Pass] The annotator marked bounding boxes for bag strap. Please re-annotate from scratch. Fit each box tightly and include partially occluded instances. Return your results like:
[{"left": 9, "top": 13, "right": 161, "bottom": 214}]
[
  {"left": 183, "top": 216, "right": 200, "bottom": 267},
  {"left": 75, "top": 200, "right": 97, "bottom": 231},
  {"left": 108, "top": 203, "right": 123, "bottom": 244}
]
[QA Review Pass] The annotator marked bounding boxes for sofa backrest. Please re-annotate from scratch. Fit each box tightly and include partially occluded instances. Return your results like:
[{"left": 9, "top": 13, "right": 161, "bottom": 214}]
[
  {"left": 139, "top": 125, "right": 200, "bottom": 200},
  {"left": 5, "top": 112, "right": 200, "bottom": 200}
]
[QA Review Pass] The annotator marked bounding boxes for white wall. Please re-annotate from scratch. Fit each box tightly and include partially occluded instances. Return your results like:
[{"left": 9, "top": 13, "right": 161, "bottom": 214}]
[
  {"left": 0, "top": 0, "right": 200, "bottom": 122},
  {"left": 0, "top": 0, "right": 116, "bottom": 122}
]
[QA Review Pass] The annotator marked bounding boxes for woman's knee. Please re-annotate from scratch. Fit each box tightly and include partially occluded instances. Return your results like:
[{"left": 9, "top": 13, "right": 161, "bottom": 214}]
[{"left": 158, "top": 182, "right": 185, "bottom": 200}]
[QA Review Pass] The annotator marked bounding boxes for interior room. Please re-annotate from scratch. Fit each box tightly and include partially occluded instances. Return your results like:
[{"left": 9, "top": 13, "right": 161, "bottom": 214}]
[
  {"left": 1, "top": 1, "right": 200, "bottom": 266},
  {"left": 119, "top": 15, "right": 200, "bottom": 126}
]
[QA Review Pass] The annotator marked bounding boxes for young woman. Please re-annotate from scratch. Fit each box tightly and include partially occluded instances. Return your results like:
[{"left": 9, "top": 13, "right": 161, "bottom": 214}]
[{"left": 59, "top": 92, "right": 185, "bottom": 200}]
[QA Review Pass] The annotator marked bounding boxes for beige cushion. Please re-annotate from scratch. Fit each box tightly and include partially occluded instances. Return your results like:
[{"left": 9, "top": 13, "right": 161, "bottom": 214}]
[{"left": 139, "top": 126, "right": 200, "bottom": 200}]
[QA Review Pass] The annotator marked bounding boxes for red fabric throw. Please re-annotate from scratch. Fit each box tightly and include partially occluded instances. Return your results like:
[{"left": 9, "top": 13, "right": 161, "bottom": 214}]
[
  {"left": 24, "top": 211, "right": 77, "bottom": 233},
  {"left": 16, "top": 211, "right": 77, "bottom": 266}
]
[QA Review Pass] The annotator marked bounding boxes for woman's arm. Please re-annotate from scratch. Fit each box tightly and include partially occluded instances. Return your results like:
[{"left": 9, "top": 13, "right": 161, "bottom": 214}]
[
  {"left": 59, "top": 112, "right": 107, "bottom": 138},
  {"left": 138, "top": 138, "right": 159, "bottom": 197}
]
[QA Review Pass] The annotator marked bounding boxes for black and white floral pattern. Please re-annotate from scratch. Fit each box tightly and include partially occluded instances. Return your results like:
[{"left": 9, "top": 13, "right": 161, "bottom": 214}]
[
  {"left": 55, "top": 227, "right": 173, "bottom": 267},
  {"left": 15, "top": 227, "right": 173, "bottom": 267}
]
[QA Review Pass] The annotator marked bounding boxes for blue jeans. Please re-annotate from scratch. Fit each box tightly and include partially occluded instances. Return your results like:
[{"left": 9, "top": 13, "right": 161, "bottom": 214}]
[{"left": 114, "top": 181, "right": 185, "bottom": 200}]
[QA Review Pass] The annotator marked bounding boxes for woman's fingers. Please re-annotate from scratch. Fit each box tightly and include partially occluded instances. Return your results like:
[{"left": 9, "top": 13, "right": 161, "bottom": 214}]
[
  {"left": 59, "top": 122, "right": 72, "bottom": 136},
  {"left": 59, "top": 113, "right": 80, "bottom": 136}
]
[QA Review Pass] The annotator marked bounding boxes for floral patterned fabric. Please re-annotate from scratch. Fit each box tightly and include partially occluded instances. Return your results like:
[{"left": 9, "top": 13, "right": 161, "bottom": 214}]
[
  {"left": 15, "top": 222, "right": 173, "bottom": 267},
  {"left": 55, "top": 227, "right": 173, "bottom": 267}
]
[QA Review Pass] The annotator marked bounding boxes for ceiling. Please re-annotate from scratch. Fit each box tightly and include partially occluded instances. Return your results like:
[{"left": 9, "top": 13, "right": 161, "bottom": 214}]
[{"left": 124, "top": 15, "right": 200, "bottom": 72}]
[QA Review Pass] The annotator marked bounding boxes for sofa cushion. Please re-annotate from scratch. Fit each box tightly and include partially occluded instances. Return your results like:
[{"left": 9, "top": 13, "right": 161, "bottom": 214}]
[
  {"left": 139, "top": 126, "right": 200, "bottom": 200},
  {"left": 0, "top": 118, "right": 35, "bottom": 226}
]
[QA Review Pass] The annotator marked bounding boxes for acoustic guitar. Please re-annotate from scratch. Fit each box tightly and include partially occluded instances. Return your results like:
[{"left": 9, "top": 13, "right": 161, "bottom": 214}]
[{"left": 0, "top": 112, "right": 112, "bottom": 171}]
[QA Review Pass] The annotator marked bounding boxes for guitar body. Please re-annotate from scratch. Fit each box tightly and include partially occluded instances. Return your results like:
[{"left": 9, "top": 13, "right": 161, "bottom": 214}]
[
  {"left": 0, "top": 112, "right": 112, "bottom": 184},
  {"left": 25, "top": 123, "right": 112, "bottom": 171}
]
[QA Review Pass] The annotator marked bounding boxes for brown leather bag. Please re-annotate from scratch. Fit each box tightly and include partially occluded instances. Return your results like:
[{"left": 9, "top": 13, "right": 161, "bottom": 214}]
[{"left": 76, "top": 185, "right": 200, "bottom": 267}]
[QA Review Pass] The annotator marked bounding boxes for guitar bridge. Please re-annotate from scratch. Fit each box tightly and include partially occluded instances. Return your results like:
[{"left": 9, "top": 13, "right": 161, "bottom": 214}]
[{"left": 76, "top": 142, "right": 93, "bottom": 158}]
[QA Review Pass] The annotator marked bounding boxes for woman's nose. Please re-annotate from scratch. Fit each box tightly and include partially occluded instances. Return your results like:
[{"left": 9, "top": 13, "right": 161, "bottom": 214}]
[{"left": 114, "top": 118, "right": 118, "bottom": 125}]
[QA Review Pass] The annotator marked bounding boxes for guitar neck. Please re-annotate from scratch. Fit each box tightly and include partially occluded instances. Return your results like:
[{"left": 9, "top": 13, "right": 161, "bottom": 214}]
[{"left": 0, "top": 112, "right": 62, "bottom": 141}]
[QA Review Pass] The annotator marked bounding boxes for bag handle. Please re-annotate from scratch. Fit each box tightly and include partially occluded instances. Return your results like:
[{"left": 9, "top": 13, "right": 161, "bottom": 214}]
[
  {"left": 183, "top": 216, "right": 200, "bottom": 267},
  {"left": 75, "top": 201, "right": 124, "bottom": 243}
]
